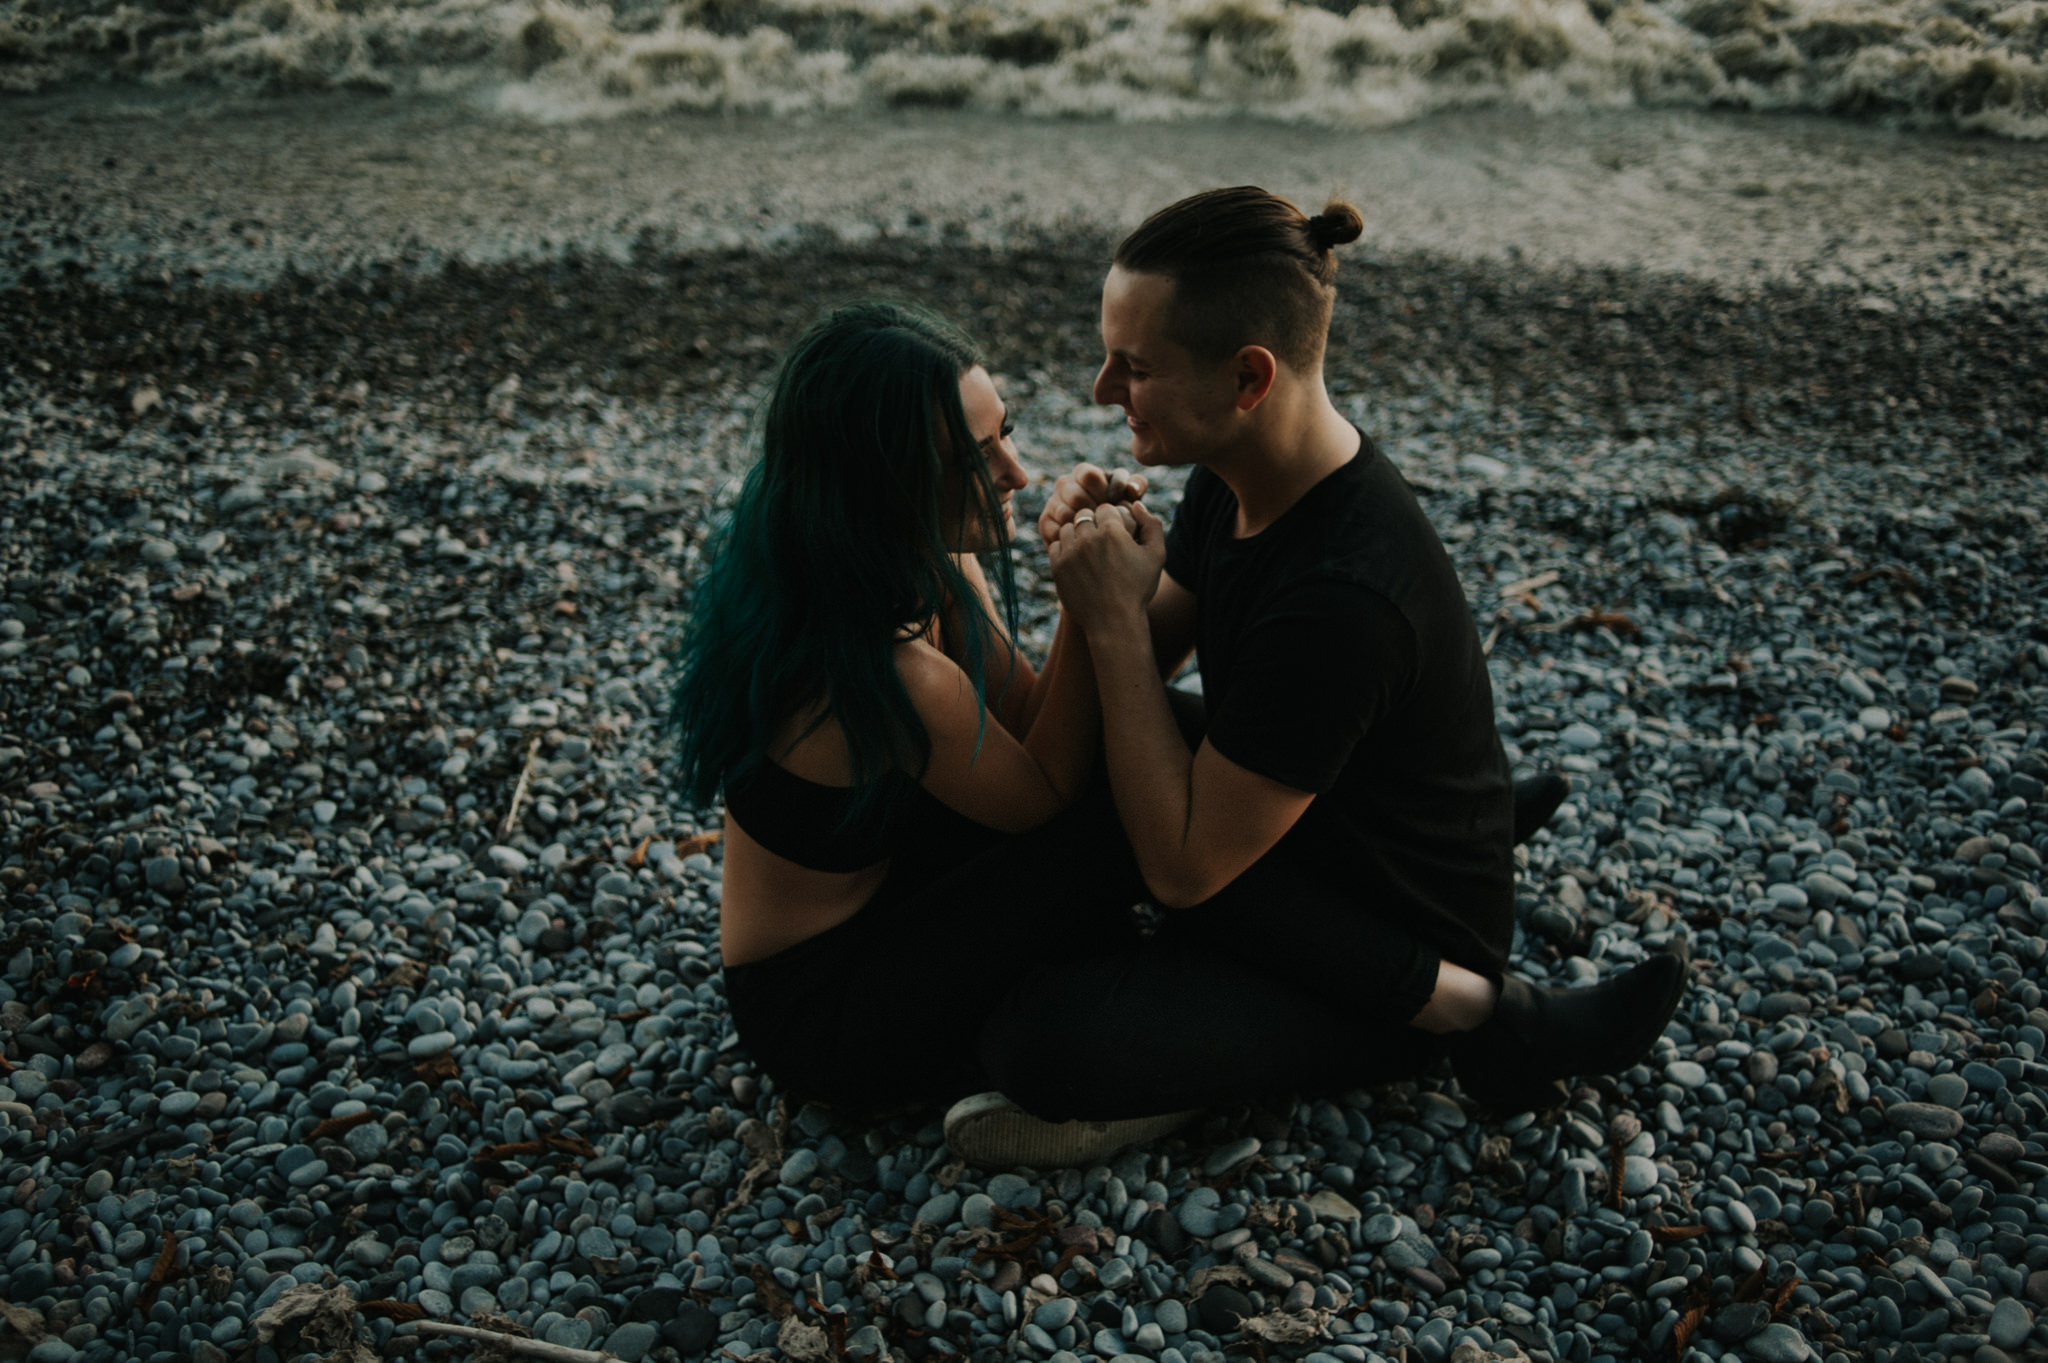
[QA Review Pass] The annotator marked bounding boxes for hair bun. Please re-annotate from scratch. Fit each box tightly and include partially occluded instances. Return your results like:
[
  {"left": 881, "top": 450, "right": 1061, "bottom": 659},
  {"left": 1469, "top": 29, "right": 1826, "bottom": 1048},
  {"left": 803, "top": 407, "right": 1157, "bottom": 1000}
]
[{"left": 1308, "top": 202, "right": 1365, "bottom": 250}]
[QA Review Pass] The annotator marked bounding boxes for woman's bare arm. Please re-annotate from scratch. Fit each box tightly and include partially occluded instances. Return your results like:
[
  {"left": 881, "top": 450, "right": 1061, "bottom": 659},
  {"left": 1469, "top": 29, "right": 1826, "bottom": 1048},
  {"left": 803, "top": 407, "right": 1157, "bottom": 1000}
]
[
  {"left": 897, "top": 630, "right": 1099, "bottom": 832},
  {"left": 935, "top": 553, "right": 1042, "bottom": 735}
]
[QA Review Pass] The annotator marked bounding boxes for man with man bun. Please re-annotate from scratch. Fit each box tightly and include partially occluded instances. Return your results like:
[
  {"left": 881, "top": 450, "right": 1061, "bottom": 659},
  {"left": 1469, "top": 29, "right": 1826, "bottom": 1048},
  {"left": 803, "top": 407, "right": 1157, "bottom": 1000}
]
[{"left": 948, "top": 187, "right": 1686, "bottom": 1168}]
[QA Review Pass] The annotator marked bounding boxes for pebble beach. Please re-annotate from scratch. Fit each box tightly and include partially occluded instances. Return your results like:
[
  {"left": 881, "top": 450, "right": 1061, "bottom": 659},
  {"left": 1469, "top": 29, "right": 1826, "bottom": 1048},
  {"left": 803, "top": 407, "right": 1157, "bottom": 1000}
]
[{"left": 4, "top": 92, "right": 2048, "bottom": 1363}]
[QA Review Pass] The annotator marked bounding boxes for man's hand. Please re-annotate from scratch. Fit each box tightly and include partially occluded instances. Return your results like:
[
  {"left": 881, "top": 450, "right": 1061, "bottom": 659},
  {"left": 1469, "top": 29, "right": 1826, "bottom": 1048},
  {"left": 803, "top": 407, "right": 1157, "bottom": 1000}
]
[
  {"left": 1049, "top": 499, "right": 1167, "bottom": 635},
  {"left": 1039, "top": 463, "right": 1149, "bottom": 551}
]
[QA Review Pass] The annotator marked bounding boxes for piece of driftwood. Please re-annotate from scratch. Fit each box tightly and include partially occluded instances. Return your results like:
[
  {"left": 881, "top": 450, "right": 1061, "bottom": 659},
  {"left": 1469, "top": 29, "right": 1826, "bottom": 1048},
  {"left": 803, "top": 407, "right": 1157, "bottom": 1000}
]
[
  {"left": 497, "top": 734, "right": 543, "bottom": 842},
  {"left": 402, "top": 1320, "right": 620, "bottom": 1362}
]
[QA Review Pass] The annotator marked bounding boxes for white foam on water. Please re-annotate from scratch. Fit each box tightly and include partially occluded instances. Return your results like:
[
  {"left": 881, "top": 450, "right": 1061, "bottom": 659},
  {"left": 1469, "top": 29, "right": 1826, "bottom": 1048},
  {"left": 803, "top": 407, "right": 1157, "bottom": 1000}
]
[{"left": 2, "top": 0, "right": 2043, "bottom": 136}]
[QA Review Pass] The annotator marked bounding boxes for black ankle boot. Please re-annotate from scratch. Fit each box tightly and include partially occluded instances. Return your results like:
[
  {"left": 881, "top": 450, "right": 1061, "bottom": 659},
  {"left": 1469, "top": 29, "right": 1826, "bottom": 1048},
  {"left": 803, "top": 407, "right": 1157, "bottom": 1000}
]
[
  {"left": 1449, "top": 947, "right": 1690, "bottom": 1113},
  {"left": 1512, "top": 770, "right": 1571, "bottom": 846}
]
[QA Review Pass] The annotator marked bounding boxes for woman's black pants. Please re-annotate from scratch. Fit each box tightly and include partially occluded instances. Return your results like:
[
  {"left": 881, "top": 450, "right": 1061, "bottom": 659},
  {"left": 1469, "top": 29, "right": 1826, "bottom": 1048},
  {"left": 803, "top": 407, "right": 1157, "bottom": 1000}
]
[{"left": 723, "top": 703, "right": 1448, "bottom": 1119}]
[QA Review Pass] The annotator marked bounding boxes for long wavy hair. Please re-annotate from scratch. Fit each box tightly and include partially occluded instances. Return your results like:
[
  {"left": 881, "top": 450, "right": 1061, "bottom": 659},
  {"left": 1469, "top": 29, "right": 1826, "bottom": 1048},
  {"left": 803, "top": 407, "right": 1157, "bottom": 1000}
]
[{"left": 666, "top": 300, "right": 1016, "bottom": 813}]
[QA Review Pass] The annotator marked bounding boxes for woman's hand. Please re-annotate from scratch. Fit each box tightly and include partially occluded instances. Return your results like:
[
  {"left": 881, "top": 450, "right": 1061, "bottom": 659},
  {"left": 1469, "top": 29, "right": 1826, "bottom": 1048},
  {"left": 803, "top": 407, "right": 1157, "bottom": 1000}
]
[
  {"left": 1049, "top": 498, "right": 1167, "bottom": 637},
  {"left": 1039, "top": 463, "right": 1148, "bottom": 551}
]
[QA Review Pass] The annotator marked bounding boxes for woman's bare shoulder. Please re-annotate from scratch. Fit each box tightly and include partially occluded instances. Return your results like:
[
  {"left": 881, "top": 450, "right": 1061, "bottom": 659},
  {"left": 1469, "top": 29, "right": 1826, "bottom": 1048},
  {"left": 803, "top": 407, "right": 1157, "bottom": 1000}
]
[
  {"left": 893, "top": 638, "right": 976, "bottom": 725},
  {"left": 893, "top": 636, "right": 954, "bottom": 687}
]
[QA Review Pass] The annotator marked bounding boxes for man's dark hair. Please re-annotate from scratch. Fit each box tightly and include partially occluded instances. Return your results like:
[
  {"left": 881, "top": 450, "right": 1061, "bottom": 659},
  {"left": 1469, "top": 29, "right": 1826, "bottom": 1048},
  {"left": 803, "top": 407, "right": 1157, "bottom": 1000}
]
[{"left": 1113, "top": 186, "right": 1363, "bottom": 373}]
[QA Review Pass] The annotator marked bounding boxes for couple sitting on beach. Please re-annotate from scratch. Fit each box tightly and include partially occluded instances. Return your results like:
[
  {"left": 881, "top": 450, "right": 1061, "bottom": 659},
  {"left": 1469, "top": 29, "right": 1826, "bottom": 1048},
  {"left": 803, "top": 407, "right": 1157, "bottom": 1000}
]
[{"left": 667, "top": 186, "right": 1688, "bottom": 1167}]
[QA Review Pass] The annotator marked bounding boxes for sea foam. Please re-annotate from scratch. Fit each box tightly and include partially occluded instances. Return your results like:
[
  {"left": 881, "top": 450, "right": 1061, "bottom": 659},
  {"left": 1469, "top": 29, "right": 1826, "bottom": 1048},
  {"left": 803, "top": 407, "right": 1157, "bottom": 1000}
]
[{"left": 2, "top": 0, "right": 2043, "bottom": 137}]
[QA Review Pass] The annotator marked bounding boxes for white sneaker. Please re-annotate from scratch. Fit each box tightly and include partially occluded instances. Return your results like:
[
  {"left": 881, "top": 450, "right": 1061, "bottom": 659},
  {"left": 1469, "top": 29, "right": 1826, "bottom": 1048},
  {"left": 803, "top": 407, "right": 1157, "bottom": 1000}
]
[{"left": 943, "top": 1092, "right": 1200, "bottom": 1170}]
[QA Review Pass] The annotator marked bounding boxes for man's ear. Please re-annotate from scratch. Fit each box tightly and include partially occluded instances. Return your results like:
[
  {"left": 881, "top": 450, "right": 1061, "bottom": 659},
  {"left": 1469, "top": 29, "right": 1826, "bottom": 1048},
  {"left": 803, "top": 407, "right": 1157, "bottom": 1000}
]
[{"left": 1233, "top": 346, "right": 1279, "bottom": 412}]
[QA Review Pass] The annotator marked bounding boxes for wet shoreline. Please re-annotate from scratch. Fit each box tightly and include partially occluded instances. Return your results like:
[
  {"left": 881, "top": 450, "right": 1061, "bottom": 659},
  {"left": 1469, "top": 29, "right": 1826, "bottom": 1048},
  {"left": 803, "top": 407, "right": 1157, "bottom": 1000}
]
[{"left": 4, "top": 92, "right": 2046, "bottom": 298}]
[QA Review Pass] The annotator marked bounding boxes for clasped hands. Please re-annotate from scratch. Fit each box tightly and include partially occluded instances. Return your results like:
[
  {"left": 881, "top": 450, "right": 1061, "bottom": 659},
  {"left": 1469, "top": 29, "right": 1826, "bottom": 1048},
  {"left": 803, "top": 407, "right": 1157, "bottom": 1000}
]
[{"left": 1038, "top": 463, "right": 1166, "bottom": 634}]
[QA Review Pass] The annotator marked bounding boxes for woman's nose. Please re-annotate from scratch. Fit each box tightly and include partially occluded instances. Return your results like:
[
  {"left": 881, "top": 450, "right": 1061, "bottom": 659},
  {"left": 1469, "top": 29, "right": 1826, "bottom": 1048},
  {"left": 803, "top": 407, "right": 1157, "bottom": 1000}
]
[{"left": 995, "top": 442, "right": 1028, "bottom": 491}]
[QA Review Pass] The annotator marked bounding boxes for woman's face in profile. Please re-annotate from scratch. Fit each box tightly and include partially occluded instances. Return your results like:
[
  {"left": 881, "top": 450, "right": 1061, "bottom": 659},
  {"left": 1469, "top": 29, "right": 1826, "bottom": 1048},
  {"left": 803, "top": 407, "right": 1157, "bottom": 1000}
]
[{"left": 946, "top": 366, "right": 1029, "bottom": 553}]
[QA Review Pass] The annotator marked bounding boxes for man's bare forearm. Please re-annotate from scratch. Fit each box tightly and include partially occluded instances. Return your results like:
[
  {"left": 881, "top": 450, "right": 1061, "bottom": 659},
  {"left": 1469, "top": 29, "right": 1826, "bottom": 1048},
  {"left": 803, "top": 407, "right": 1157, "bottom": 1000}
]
[{"left": 1085, "top": 605, "right": 1199, "bottom": 902}]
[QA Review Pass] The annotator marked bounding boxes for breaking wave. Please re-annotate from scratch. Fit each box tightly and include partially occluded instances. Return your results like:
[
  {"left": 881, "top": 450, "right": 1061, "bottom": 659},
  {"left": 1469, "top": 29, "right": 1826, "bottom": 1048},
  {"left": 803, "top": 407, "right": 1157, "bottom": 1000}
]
[{"left": 2, "top": 0, "right": 2044, "bottom": 136}]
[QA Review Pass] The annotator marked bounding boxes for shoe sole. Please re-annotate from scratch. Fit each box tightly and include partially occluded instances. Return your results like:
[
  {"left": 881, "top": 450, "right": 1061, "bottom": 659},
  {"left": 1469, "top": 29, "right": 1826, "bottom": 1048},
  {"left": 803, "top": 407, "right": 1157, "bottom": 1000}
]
[{"left": 943, "top": 1093, "right": 1200, "bottom": 1170}]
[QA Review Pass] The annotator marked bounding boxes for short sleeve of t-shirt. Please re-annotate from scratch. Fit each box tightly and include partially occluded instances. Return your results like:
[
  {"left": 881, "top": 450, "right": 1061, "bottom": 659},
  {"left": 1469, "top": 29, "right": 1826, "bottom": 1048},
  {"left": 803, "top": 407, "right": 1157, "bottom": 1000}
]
[{"left": 1202, "top": 579, "right": 1419, "bottom": 794}]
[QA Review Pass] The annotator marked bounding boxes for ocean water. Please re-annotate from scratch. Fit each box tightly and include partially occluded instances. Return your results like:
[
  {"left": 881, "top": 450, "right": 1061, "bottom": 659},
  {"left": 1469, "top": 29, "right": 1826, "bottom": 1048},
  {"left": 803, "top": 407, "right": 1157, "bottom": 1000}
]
[{"left": 2, "top": 0, "right": 2043, "bottom": 138}]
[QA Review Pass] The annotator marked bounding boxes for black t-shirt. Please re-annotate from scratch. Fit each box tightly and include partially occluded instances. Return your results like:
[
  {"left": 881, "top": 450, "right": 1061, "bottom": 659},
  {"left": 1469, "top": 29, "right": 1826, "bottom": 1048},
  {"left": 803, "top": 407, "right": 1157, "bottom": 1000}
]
[{"left": 1162, "top": 434, "right": 1515, "bottom": 970}]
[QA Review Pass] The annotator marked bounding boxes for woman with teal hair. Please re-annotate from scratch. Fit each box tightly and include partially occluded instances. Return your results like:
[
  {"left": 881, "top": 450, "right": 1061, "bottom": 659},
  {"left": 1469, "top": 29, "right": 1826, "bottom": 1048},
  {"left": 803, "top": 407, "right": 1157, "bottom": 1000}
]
[{"left": 667, "top": 300, "right": 1147, "bottom": 1108}]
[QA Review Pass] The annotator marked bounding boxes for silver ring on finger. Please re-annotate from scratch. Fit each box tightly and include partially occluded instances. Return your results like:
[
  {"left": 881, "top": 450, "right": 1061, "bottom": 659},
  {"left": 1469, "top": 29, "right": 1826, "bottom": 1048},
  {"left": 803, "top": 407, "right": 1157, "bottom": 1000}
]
[{"left": 1073, "top": 510, "right": 1096, "bottom": 525}]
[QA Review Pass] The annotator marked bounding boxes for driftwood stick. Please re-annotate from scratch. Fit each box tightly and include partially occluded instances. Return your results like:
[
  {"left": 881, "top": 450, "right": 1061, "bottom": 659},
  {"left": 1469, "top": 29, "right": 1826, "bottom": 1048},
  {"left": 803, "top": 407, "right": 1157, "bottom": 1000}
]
[
  {"left": 401, "top": 1320, "right": 619, "bottom": 1362},
  {"left": 497, "top": 735, "right": 543, "bottom": 843}
]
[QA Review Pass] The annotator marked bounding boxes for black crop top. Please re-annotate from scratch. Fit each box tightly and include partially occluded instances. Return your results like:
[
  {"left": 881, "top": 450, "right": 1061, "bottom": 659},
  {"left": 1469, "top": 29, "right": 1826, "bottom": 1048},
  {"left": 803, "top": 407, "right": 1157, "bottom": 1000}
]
[{"left": 722, "top": 759, "right": 992, "bottom": 873}]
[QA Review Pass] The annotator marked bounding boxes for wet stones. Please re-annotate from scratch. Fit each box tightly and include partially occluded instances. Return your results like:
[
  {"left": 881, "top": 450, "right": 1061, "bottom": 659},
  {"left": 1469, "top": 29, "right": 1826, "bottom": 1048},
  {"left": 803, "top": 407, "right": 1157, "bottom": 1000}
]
[{"left": 1887, "top": 1102, "right": 1966, "bottom": 1141}]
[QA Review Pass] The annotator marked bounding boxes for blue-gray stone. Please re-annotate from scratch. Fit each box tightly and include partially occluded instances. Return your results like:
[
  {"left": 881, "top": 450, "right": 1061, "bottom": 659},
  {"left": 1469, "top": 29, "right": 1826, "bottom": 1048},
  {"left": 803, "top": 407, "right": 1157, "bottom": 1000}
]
[
  {"left": 275, "top": 1145, "right": 318, "bottom": 1176},
  {"left": 544, "top": 1318, "right": 594, "bottom": 1349},
  {"left": 1035, "top": 1299, "right": 1079, "bottom": 1331},
  {"left": 987, "top": 1172, "right": 1040, "bottom": 1209},
  {"left": 578, "top": 1226, "right": 618, "bottom": 1259},
  {"left": 1665, "top": 1061, "right": 1708, "bottom": 1089},
  {"left": 1747, "top": 1322, "right": 1811, "bottom": 1362},
  {"left": 345, "top": 1121, "right": 388, "bottom": 1160},
  {"left": 1926, "top": 1073, "right": 1971, "bottom": 1108},
  {"left": 606, "top": 1322, "right": 660, "bottom": 1362},
  {"left": 1962, "top": 1062, "right": 2007, "bottom": 1093},
  {"left": 1804, "top": 872, "right": 1853, "bottom": 907},
  {"left": 915, "top": 1191, "right": 961, "bottom": 1226},
  {"left": 1888, "top": 1103, "right": 1964, "bottom": 1140},
  {"left": 1178, "top": 1188, "right": 1222, "bottom": 1238},
  {"left": 408, "top": 1031, "right": 457, "bottom": 1059},
  {"left": 1560, "top": 723, "right": 1602, "bottom": 750},
  {"left": 1363, "top": 1213, "right": 1403, "bottom": 1245},
  {"left": 451, "top": 1263, "right": 503, "bottom": 1292},
  {"left": 1989, "top": 1299, "right": 2033, "bottom": 1350},
  {"left": 780, "top": 1149, "right": 820, "bottom": 1186},
  {"left": 1203, "top": 1137, "right": 1261, "bottom": 1176}
]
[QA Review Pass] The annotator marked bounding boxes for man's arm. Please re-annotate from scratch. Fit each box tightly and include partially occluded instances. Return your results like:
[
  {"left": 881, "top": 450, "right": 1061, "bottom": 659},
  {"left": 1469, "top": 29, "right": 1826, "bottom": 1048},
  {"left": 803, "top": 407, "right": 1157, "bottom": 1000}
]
[
  {"left": 1087, "top": 603, "right": 1313, "bottom": 906},
  {"left": 1052, "top": 502, "right": 1315, "bottom": 907}
]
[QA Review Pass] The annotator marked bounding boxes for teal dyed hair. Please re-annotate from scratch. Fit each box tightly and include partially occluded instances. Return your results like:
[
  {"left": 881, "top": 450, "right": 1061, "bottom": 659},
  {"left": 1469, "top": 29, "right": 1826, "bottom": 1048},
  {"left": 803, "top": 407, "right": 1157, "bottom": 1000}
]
[{"left": 666, "top": 300, "right": 1017, "bottom": 811}]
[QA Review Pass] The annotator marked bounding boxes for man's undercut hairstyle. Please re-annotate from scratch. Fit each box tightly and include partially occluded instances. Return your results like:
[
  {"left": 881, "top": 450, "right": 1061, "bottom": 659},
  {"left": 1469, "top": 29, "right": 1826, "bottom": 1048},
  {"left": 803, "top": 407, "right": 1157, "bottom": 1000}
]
[{"left": 1113, "top": 186, "right": 1363, "bottom": 374}]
